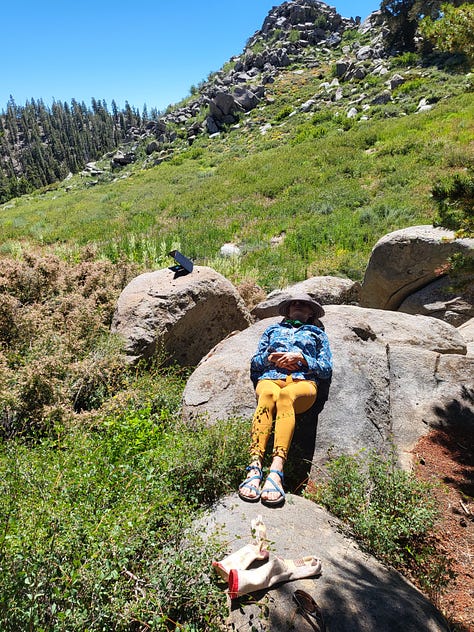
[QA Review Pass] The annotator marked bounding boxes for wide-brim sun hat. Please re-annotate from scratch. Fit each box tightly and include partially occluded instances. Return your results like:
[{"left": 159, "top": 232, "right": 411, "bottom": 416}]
[{"left": 278, "top": 293, "right": 325, "bottom": 319}]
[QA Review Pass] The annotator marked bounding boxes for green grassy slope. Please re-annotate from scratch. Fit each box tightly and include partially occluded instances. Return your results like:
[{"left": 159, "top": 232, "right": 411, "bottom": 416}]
[{"left": 1, "top": 52, "right": 472, "bottom": 289}]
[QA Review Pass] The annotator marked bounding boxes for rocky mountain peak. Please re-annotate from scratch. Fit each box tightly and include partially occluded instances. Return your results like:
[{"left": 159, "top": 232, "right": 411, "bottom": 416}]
[
  {"left": 130, "top": 1, "right": 384, "bottom": 158},
  {"left": 247, "top": 0, "right": 356, "bottom": 50}
]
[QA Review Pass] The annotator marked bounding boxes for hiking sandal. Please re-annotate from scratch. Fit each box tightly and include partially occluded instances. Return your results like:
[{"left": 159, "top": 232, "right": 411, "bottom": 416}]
[
  {"left": 238, "top": 465, "right": 263, "bottom": 503},
  {"left": 260, "top": 469, "right": 285, "bottom": 507}
]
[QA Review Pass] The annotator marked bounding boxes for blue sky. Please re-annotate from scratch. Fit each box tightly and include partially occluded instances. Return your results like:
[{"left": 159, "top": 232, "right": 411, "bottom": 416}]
[{"left": 3, "top": 0, "right": 380, "bottom": 114}]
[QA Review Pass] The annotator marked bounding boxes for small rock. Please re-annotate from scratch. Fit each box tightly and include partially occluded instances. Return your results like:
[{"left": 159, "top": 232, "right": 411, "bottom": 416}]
[
  {"left": 389, "top": 73, "right": 405, "bottom": 89},
  {"left": 220, "top": 243, "right": 241, "bottom": 257}
]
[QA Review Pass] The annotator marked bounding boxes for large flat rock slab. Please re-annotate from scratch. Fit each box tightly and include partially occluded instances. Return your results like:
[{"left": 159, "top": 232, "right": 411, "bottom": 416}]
[{"left": 201, "top": 494, "right": 448, "bottom": 631}]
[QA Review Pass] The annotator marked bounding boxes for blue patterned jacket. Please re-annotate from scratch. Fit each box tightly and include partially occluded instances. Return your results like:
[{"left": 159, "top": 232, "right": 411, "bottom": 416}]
[{"left": 250, "top": 320, "right": 332, "bottom": 386}]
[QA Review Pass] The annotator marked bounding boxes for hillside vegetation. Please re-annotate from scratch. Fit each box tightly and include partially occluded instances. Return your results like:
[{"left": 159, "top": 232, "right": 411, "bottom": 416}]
[
  {"left": 1, "top": 36, "right": 472, "bottom": 288},
  {"left": 0, "top": 98, "right": 151, "bottom": 201},
  {"left": 0, "top": 7, "right": 473, "bottom": 631}
]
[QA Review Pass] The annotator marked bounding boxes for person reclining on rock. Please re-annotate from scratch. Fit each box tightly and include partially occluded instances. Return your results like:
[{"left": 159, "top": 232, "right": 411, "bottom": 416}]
[{"left": 239, "top": 293, "right": 332, "bottom": 506}]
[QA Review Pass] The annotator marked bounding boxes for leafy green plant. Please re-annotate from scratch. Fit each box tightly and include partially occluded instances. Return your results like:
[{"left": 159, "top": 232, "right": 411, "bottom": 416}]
[
  {"left": 288, "top": 29, "right": 301, "bottom": 44},
  {"left": 314, "top": 15, "right": 328, "bottom": 30},
  {"left": 291, "top": 122, "right": 330, "bottom": 144},
  {"left": 341, "top": 28, "right": 362, "bottom": 43},
  {"left": 249, "top": 40, "right": 266, "bottom": 54},
  {"left": 393, "top": 77, "right": 425, "bottom": 95},
  {"left": 432, "top": 170, "right": 474, "bottom": 236},
  {"left": 392, "top": 51, "right": 420, "bottom": 67},
  {"left": 419, "top": 3, "right": 474, "bottom": 64},
  {"left": 0, "top": 404, "right": 249, "bottom": 631},
  {"left": 274, "top": 105, "right": 294, "bottom": 121},
  {"left": 269, "top": 28, "right": 282, "bottom": 44},
  {"left": 363, "top": 74, "right": 382, "bottom": 87},
  {"left": 304, "top": 450, "right": 452, "bottom": 597},
  {"left": 311, "top": 110, "right": 334, "bottom": 125}
]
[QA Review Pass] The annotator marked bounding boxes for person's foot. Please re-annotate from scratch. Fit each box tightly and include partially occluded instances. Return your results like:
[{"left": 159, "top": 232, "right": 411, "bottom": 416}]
[
  {"left": 238, "top": 462, "right": 263, "bottom": 502},
  {"left": 260, "top": 456, "right": 285, "bottom": 506},
  {"left": 260, "top": 469, "right": 285, "bottom": 506}
]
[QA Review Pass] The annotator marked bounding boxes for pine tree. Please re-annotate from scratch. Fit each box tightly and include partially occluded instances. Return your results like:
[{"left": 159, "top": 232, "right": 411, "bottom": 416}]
[
  {"left": 380, "top": 0, "right": 464, "bottom": 52},
  {"left": 0, "top": 94, "right": 145, "bottom": 203},
  {"left": 419, "top": 2, "right": 474, "bottom": 61}
]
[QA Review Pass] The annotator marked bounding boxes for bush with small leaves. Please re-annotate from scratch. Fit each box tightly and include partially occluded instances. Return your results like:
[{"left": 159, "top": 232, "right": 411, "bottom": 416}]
[
  {"left": 0, "top": 407, "right": 249, "bottom": 630},
  {"left": 433, "top": 170, "right": 474, "bottom": 236},
  {"left": 304, "top": 450, "right": 452, "bottom": 599},
  {"left": 0, "top": 252, "right": 139, "bottom": 438}
]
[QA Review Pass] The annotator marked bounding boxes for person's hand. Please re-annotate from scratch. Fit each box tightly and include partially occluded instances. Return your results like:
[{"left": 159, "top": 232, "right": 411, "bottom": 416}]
[{"left": 268, "top": 352, "right": 306, "bottom": 370}]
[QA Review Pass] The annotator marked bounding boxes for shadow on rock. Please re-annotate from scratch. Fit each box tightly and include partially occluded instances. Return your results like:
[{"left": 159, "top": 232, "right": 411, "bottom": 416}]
[
  {"left": 430, "top": 385, "right": 474, "bottom": 498},
  {"left": 318, "top": 555, "right": 450, "bottom": 632},
  {"left": 285, "top": 378, "right": 332, "bottom": 493},
  {"left": 228, "top": 552, "right": 450, "bottom": 632}
]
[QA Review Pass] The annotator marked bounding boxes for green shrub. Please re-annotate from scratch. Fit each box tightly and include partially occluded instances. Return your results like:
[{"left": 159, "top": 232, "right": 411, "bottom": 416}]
[
  {"left": 269, "top": 28, "right": 282, "bottom": 43},
  {"left": 291, "top": 122, "right": 330, "bottom": 144},
  {"left": 393, "top": 78, "right": 425, "bottom": 95},
  {"left": 341, "top": 28, "right": 361, "bottom": 43},
  {"left": 363, "top": 74, "right": 381, "bottom": 88},
  {"left": 249, "top": 40, "right": 266, "bottom": 54},
  {"left": 392, "top": 51, "right": 420, "bottom": 67},
  {"left": 288, "top": 29, "right": 300, "bottom": 44},
  {"left": 314, "top": 15, "right": 328, "bottom": 30},
  {"left": 0, "top": 407, "right": 249, "bottom": 631},
  {"left": 311, "top": 111, "right": 334, "bottom": 125},
  {"left": 274, "top": 105, "right": 294, "bottom": 121},
  {"left": 432, "top": 170, "right": 474, "bottom": 236},
  {"left": 419, "top": 3, "right": 474, "bottom": 64},
  {"left": 304, "top": 450, "right": 454, "bottom": 597},
  {"left": 339, "top": 117, "right": 356, "bottom": 131}
]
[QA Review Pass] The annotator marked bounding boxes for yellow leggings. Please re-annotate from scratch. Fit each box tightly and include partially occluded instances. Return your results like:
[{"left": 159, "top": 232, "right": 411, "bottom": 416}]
[{"left": 250, "top": 377, "right": 317, "bottom": 461}]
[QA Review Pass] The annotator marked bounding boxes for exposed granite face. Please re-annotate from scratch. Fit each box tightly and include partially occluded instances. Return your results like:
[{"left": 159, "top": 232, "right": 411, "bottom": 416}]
[
  {"left": 111, "top": 265, "right": 251, "bottom": 366},
  {"left": 199, "top": 494, "right": 450, "bottom": 631},
  {"left": 360, "top": 225, "right": 474, "bottom": 312},
  {"left": 182, "top": 305, "right": 472, "bottom": 472}
]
